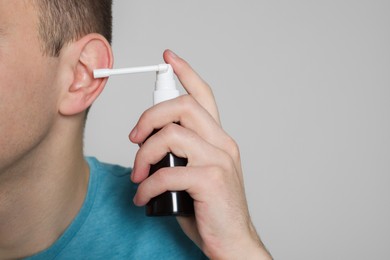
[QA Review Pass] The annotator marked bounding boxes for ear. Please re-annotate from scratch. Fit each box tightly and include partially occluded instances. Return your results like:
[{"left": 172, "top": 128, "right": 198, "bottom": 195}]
[{"left": 58, "top": 33, "right": 113, "bottom": 116}]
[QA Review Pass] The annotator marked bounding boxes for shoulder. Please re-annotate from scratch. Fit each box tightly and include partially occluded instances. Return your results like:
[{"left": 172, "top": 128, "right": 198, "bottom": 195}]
[
  {"left": 86, "top": 156, "right": 134, "bottom": 194},
  {"left": 87, "top": 156, "right": 132, "bottom": 178},
  {"left": 26, "top": 158, "right": 206, "bottom": 259},
  {"left": 78, "top": 157, "right": 206, "bottom": 259}
]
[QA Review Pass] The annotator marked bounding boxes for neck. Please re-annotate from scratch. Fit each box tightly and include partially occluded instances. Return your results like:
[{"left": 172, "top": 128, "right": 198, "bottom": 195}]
[{"left": 0, "top": 115, "right": 89, "bottom": 259}]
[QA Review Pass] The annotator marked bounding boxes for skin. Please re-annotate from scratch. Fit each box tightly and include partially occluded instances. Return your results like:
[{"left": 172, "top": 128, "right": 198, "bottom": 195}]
[
  {"left": 0, "top": 1, "right": 111, "bottom": 258},
  {"left": 0, "top": 1, "right": 272, "bottom": 259}
]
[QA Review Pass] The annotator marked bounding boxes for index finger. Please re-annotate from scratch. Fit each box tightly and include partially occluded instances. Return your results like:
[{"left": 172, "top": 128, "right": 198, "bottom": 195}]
[{"left": 163, "top": 49, "right": 221, "bottom": 124}]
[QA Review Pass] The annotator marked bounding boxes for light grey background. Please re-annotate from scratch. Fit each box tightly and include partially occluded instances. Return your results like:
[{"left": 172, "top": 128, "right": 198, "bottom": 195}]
[{"left": 85, "top": 1, "right": 390, "bottom": 259}]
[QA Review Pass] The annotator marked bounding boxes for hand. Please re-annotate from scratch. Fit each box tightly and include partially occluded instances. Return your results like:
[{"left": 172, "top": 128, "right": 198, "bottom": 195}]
[{"left": 130, "top": 50, "right": 272, "bottom": 260}]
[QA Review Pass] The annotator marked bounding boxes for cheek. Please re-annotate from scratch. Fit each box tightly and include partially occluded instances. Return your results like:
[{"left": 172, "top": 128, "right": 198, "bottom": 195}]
[
  {"left": 1, "top": 48, "right": 57, "bottom": 120},
  {"left": 0, "top": 51, "right": 59, "bottom": 170},
  {"left": 0, "top": 1, "right": 62, "bottom": 171}
]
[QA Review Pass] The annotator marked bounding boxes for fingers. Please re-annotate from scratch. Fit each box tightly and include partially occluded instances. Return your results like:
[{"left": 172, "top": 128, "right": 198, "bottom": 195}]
[
  {"left": 129, "top": 95, "right": 236, "bottom": 161},
  {"left": 163, "top": 49, "right": 220, "bottom": 124},
  {"left": 129, "top": 95, "right": 217, "bottom": 143},
  {"left": 130, "top": 50, "right": 243, "bottom": 186},
  {"left": 131, "top": 123, "right": 230, "bottom": 184},
  {"left": 133, "top": 166, "right": 204, "bottom": 206},
  {"left": 133, "top": 163, "right": 238, "bottom": 207}
]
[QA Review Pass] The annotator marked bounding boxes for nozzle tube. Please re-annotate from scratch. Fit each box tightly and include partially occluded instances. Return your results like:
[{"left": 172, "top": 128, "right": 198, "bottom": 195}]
[{"left": 94, "top": 64, "right": 169, "bottom": 78}]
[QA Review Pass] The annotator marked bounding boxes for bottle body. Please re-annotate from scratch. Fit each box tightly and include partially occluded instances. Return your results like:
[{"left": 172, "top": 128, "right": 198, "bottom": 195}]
[
  {"left": 146, "top": 64, "right": 194, "bottom": 216},
  {"left": 146, "top": 153, "right": 194, "bottom": 216}
]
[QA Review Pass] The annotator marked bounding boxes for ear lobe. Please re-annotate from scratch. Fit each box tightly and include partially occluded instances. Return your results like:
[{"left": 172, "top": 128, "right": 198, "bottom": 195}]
[{"left": 59, "top": 34, "right": 113, "bottom": 116}]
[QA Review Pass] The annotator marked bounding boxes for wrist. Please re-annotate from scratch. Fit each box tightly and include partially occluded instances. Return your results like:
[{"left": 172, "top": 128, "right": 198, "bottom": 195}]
[
  {"left": 250, "top": 244, "right": 273, "bottom": 260},
  {"left": 240, "top": 236, "right": 273, "bottom": 260},
  {"left": 239, "top": 223, "right": 272, "bottom": 260},
  {"left": 214, "top": 228, "right": 271, "bottom": 260}
]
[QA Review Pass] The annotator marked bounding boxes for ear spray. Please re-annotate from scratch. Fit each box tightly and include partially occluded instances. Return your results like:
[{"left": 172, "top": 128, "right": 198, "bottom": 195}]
[{"left": 94, "top": 64, "right": 195, "bottom": 217}]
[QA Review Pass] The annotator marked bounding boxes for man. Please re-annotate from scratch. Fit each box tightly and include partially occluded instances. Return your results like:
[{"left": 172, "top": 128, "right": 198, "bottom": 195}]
[{"left": 0, "top": 0, "right": 272, "bottom": 259}]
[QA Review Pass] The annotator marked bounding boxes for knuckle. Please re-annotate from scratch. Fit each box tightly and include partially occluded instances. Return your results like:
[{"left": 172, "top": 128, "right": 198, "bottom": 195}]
[
  {"left": 207, "top": 166, "right": 225, "bottom": 184},
  {"left": 224, "top": 136, "right": 241, "bottom": 160},
  {"left": 221, "top": 151, "right": 237, "bottom": 172},
  {"left": 160, "top": 123, "right": 182, "bottom": 141},
  {"left": 204, "top": 165, "right": 230, "bottom": 191},
  {"left": 164, "top": 122, "right": 180, "bottom": 132},
  {"left": 177, "top": 94, "right": 197, "bottom": 113}
]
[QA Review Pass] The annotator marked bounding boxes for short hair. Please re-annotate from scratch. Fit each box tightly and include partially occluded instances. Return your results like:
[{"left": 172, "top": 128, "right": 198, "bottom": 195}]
[{"left": 34, "top": 0, "right": 113, "bottom": 57}]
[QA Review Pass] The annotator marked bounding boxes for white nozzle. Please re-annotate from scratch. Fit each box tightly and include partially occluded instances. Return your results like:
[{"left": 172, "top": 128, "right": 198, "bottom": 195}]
[
  {"left": 93, "top": 64, "right": 169, "bottom": 78},
  {"left": 93, "top": 63, "right": 179, "bottom": 105},
  {"left": 154, "top": 64, "right": 179, "bottom": 104}
]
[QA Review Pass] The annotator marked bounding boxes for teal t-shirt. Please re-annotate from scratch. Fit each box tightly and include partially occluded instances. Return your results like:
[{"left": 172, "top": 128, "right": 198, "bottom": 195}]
[{"left": 26, "top": 157, "right": 206, "bottom": 259}]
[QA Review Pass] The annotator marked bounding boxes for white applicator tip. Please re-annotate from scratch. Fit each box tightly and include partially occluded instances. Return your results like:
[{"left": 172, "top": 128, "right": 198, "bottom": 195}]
[
  {"left": 93, "top": 64, "right": 170, "bottom": 79},
  {"left": 93, "top": 69, "right": 112, "bottom": 79}
]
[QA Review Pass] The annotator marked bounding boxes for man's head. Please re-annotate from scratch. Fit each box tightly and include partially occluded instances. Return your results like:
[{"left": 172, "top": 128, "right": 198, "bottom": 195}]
[{"left": 0, "top": 0, "right": 113, "bottom": 173}]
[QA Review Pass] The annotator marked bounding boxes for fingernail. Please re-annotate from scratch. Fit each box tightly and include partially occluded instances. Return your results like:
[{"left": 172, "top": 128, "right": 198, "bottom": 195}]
[
  {"left": 131, "top": 167, "right": 136, "bottom": 182},
  {"left": 167, "top": 49, "right": 178, "bottom": 59},
  {"left": 133, "top": 195, "right": 143, "bottom": 206},
  {"left": 130, "top": 127, "right": 138, "bottom": 140}
]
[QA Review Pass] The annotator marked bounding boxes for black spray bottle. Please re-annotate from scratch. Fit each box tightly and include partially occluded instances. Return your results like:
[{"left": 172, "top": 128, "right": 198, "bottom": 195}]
[{"left": 94, "top": 64, "right": 195, "bottom": 216}]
